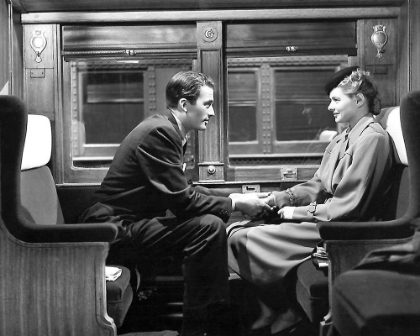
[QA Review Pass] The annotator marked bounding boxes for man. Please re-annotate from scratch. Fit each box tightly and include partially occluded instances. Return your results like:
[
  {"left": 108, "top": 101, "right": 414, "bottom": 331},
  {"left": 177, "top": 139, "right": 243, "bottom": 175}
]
[{"left": 79, "top": 71, "right": 271, "bottom": 336}]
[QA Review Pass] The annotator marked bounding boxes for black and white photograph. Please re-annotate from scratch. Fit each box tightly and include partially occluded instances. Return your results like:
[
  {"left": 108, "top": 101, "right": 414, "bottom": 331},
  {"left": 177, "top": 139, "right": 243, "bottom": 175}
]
[{"left": 0, "top": 1, "right": 419, "bottom": 335}]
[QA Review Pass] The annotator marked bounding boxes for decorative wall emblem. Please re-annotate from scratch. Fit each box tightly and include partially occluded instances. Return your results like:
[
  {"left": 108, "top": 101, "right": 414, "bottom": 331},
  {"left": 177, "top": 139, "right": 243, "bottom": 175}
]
[
  {"left": 30, "top": 30, "right": 47, "bottom": 63},
  {"left": 203, "top": 25, "right": 218, "bottom": 43},
  {"left": 371, "top": 25, "right": 388, "bottom": 59}
]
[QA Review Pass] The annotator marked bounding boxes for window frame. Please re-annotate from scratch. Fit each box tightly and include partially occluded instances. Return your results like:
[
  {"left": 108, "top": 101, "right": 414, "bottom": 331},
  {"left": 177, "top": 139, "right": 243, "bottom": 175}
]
[
  {"left": 61, "top": 57, "right": 193, "bottom": 183},
  {"left": 271, "top": 65, "right": 341, "bottom": 157},
  {"left": 225, "top": 57, "right": 348, "bottom": 180},
  {"left": 74, "top": 65, "right": 146, "bottom": 163}
]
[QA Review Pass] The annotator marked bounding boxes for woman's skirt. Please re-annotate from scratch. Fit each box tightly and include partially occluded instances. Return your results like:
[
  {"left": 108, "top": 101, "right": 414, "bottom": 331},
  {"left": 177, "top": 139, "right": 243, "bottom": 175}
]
[{"left": 227, "top": 220, "right": 322, "bottom": 305}]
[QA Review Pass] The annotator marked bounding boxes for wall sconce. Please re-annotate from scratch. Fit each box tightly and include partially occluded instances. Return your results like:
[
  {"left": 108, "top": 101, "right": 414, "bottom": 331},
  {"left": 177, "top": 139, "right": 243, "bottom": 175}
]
[
  {"left": 30, "top": 30, "right": 47, "bottom": 63},
  {"left": 371, "top": 25, "right": 388, "bottom": 59}
]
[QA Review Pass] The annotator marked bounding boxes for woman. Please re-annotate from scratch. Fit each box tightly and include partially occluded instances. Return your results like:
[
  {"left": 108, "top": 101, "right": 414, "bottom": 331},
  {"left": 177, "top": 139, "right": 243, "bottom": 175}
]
[{"left": 227, "top": 67, "right": 395, "bottom": 336}]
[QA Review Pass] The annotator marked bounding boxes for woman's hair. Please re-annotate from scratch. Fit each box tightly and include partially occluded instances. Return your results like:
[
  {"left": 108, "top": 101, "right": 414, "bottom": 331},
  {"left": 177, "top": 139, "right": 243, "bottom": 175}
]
[
  {"left": 166, "top": 71, "right": 215, "bottom": 109},
  {"left": 337, "top": 68, "right": 381, "bottom": 115}
]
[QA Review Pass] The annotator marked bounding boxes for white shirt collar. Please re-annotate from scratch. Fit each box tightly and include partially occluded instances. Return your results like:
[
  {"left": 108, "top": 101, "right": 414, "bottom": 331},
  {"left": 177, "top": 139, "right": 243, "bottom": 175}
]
[{"left": 169, "top": 110, "right": 187, "bottom": 146}]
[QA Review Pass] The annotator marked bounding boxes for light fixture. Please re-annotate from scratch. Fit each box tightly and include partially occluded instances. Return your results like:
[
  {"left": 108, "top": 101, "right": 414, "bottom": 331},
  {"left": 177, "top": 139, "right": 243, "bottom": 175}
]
[
  {"left": 371, "top": 25, "right": 388, "bottom": 59},
  {"left": 30, "top": 30, "right": 47, "bottom": 63}
]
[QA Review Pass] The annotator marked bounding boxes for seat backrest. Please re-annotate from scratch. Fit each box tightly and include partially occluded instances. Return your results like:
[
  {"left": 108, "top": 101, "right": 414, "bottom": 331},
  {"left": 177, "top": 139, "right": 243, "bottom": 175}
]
[
  {"left": 319, "top": 130, "right": 338, "bottom": 142},
  {"left": 375, "top": 106, "right": 409, "bottom": 220},
  {"left": 20, "top": 114, "right": 64, "bottom": 225},
  {"left": 376, "top": 106, "right": 407, "bottom": 165},
  {"left": 400, "top": 90, "right": 420, "bottom": 220}
]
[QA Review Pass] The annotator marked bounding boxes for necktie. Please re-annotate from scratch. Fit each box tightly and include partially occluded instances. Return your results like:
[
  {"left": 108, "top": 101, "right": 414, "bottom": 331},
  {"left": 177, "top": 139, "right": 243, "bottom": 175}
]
[
  {"left": 182, "top": 142, "right": 187, "bottom": 156},
  {"left": 182, "top": 142, "right": 187, "bottom": 171}
]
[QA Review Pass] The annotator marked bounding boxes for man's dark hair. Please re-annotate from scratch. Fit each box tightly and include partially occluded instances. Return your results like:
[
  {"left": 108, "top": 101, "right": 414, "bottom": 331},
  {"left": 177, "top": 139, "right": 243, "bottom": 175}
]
[{"left": 166, "top": 71, "right": 214, "bottom": 109}]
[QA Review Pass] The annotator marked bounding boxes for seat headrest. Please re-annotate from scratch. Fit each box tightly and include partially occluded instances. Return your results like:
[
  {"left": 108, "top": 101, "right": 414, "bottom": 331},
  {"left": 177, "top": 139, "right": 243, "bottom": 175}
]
[
  {"left": 375, "top": 106, "right": 407, "bottom": 165},
  {"left": 21, "top": 115, "right": 52, "bottom": 171},
  {"left": 319, "top": 130, "right": 338, "bottom": 142}
]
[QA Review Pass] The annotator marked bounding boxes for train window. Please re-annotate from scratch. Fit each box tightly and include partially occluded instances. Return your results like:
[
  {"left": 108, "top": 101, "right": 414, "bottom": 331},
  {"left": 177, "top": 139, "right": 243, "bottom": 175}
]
[
  {"left": 227, "top": 56, "right": 348, "bottom": 167},
  {"left": 57, "top": 22, "right": 355, "bottom": 184},
  {"left": 272, "top": 67, "right": 339, "bottom": 153},
  {"left": 228, "top": 69, "right": 259, "bottom": 149},
  {"left": 72, "top": 64, "right": 145, "bottom": 167},
  {"left": 62, "top": 58, "right": 192, "bottom": 183}
]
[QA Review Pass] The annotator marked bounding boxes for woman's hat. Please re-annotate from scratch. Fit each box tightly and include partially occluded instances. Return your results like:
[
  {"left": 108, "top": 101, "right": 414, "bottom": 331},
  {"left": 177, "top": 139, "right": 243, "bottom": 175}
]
[{"left": 324, "top": 66, "right": 359, "bottom": 95}]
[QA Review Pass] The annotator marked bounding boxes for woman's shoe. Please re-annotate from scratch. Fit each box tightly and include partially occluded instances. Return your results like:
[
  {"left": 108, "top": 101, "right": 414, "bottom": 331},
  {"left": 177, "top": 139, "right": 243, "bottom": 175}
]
[
  {"left": 248, "top": 325, "right": 271, "bottom": 336},
  {"left": 270, "top": 320, "right": 313, "bottom": 336},
  {"left": 269, "top": 306, "right": 302, "bottom": 335}
]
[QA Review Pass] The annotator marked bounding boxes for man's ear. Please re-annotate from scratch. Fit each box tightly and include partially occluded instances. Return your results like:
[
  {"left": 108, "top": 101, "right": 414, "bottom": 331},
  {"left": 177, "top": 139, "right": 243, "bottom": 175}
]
[{"left": 179, "top": 98, "right": 188, "bottom": 112}]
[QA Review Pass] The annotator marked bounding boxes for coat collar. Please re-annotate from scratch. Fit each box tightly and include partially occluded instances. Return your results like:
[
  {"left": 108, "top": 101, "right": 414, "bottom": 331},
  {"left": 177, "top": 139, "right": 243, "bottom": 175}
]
[{"left": 347, "top": 114, "right": 376, "bottom": 146}]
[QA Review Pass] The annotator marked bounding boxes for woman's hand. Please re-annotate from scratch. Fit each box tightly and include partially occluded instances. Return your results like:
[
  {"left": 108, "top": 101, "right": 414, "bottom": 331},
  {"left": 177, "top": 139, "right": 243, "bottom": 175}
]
[{"left": 278, "top": 206, "right": 296, "bottom": 220}]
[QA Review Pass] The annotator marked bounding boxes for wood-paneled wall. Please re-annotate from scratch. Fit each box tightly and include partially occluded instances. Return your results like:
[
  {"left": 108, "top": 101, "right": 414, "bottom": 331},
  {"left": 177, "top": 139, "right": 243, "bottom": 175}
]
[
  {"left": 23, "top": 24, "right": 57, "bottom": 119},
  {"left": 357, "top": 18, "right": 397, "bottom": 108},
  {"left": 11, "top": 9, "right": 24, "bottom": 97},
  {"left": 410, "top": 0, "right": 420, "bottom": 92},
  {"left": 0, "top": 0, "right": 9, "bottom": 95},
  {"left": 0, "top": 0, "right": 24, "bottom": 97},
  {"left": 17, "top": 0, "right": 420, "bottom": 185}
]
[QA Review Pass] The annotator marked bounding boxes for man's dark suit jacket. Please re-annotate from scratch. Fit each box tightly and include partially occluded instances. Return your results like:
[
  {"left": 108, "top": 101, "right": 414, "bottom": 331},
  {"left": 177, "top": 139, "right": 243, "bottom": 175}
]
[{"left": 81, "top": 111, "right": 232, "bottom": 241}]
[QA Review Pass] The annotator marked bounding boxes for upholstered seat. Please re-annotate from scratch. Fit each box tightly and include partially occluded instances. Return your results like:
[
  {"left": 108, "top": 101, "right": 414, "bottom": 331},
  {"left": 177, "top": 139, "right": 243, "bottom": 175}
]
[
  {"left": 106, "top": 265, "right": 133, "bottom": 327},
  {"left": 332, "top": 268, "right": 420, "bottom": 336},
  {"left": 20, "top": 113, "right": 133, "bottom": 328},
  {"left": 295, "top": 259, "right": 329, "bottom": 324},
  {"left": 330, "top": 90, "right": 420, "bottom": 336},
  {"left": 295, "top": 103, "right": 414, "bottom": 329},
  {"left": 0, "top": 95, "right": 131, "bottom": 335}
]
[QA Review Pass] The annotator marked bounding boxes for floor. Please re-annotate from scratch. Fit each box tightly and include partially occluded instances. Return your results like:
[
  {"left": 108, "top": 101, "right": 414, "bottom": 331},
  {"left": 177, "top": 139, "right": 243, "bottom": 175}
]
[
  {"left": 116, "top": 269, "right": 318, "bottom": 336},
  {"left": 117, "top": 275, "right": 184, "bottom": 336},
  {"left": 120, "top": 332, "right": 178, "bottom": 336}
]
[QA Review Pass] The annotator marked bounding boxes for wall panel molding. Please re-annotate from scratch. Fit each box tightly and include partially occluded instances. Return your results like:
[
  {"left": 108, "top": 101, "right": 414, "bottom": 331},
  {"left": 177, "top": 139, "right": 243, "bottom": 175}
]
[{"left": 22, "top": 7, "right": 399, "bottom": 24}]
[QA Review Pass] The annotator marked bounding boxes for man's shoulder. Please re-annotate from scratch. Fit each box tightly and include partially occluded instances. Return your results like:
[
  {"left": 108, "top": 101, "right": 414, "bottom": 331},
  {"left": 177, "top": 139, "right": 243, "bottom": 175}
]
[
  {"left": 142, "top": 113, "right": 170, "bottom": 127},
  {"left": 131, "top": 114, "right": 172, "bottom": 134},
  {"left": 124, "top": 113, "right": 179, "bottom": 148}
]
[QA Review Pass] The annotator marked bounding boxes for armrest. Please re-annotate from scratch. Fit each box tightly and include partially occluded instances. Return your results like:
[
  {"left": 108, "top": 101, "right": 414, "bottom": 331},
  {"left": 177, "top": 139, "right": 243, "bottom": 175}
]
[
  {"left": 0, "top": 218, "right": 117, "bottom": 335},
  {"left": 4, "top": 210, "right": 118, "bottom": 243},
  {"left": 317, "top": 216, "right": 414, "bottom": 241},
  {"left": 317, "top": 216, "right": 415, "bottom": 286}
]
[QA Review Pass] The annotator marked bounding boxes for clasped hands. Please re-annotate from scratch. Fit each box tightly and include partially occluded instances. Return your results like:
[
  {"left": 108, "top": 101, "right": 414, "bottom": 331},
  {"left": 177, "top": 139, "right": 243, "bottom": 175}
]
[{"left": 229, "top": 192, "right": 295, "bottom": 220}]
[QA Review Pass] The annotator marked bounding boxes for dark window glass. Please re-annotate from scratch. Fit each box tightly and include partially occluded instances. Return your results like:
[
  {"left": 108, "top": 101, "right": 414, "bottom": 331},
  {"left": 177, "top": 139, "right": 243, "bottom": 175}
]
[
  {"left": 275, "top": 69, "right": 332, "bottom": 100},
  {"left": 83, "top": 103, "right": 143, "bottom": 144},
  {"left": 274, "top": 68, "right": 337, "bottom": 142},
  {"left": 228, "top": 70, "right": 257, "bottom": 142},
  {"left": 82, "top": 71, "right": 144, "bottom": 144},
  {"left": 228, "top": 105, "right": 257, "bottom": 142},
  {"left": 275, "top": 102, "right": 336, "bottom": 141}
]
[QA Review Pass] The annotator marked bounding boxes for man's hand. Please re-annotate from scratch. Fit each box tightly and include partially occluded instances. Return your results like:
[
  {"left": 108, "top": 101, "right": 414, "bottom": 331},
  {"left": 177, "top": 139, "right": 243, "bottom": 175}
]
[{"left": 229, "top": 193, "right": 272, "bottom": 218}]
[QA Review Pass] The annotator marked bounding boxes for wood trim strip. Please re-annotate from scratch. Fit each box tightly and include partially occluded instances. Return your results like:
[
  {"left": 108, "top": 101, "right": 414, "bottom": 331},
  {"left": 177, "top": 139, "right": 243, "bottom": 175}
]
[{"left": 22, "top": 7, "right": 399, "bottom": 24}]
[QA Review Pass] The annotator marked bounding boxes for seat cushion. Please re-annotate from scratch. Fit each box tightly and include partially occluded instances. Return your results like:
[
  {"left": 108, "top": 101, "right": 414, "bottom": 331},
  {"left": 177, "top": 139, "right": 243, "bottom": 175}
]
[
  {"left": 332, "top": 269, "right": 420, "bottom": 336},
  {"left": 295, "top": 259, "right": 329, "bottom": 323},
  {"left": 21, "top": 167, "right": 65, "bottom": 225},
  {"left": 106, "top": 265, "right": 133, "bottom": 328}
]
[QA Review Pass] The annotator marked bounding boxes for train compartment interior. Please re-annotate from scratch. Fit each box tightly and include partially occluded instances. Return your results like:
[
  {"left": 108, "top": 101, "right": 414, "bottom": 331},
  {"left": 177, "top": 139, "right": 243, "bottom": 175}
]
[{"left": 1, "top": 0, "right": 420, "bottom": 335}]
